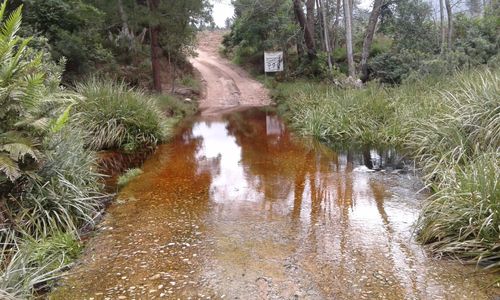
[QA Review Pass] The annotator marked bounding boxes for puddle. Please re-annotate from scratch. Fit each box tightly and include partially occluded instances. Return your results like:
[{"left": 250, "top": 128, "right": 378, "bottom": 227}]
[{"left": 51, "top": 108, "right": 499, "bottom": 299}]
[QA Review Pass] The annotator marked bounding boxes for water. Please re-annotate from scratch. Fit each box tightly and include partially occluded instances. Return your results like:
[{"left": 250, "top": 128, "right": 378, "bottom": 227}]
[{"left": 52, "top": 108, "right": 498, "bottom": 299}]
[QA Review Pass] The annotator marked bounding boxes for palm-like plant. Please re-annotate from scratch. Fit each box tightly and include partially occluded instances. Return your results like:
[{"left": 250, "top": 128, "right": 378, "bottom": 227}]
[{"left": 0, "top": 0, "right": 46, "bottom": 183}]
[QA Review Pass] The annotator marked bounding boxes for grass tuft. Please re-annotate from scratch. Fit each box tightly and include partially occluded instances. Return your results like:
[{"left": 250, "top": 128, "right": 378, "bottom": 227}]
[{"left": 74, "top": 78, "right": 169, "bottom": 152}]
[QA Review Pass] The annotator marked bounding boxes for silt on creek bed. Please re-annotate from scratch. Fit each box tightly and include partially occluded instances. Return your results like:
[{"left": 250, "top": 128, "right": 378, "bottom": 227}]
[{"left": 51, "top": 108, "right": 499, "bottom": 300}]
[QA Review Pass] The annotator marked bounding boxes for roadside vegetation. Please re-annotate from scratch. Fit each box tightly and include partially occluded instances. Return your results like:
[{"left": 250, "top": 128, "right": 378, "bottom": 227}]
[
  {"left": 225, "top": 0, "right": 499, "bottom": 270},
  {"left": 0, "top": 0, "right": 202, "bottom": 297}
]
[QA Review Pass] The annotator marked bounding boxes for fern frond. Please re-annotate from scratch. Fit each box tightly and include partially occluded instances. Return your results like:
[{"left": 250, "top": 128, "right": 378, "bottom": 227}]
[
  {"left": 0, "top": 153, "right": 20, "bottom": 181},
  {"left": 0, "top": 5, "right": 22, "bottom": 42},
  {"left": 0, "top": 142, "right": 39, "bottom": 162},
  {"left": 0, "top": 0, "right": 7, "bottom": 25}
]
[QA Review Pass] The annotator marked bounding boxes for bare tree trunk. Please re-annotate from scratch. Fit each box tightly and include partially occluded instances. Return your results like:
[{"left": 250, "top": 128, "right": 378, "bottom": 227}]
[
  {"left": 306, "top": 0, "right": 317, "bottom": 55},
  {"left": 445, "top": 0, "right": 453, "bottom": 51},
  {"left": 440, "top": 0, "right": 446, "bottom": 54},
  {"left": 319, "top": 0, "right": 333, "bottom": 71},
  {"left": 331, "top": 0, "right": 341, "bottom": 58},
  {"left": 148, "top": 0, "right": 162, "bottom": 92},
  {"left": 343, "top": 0, "right": 355, "bottom": 77},
  {"left": 360, "top": 0, "right": 383, "bottom": 82},
  {"left": 316, "top": 0, "right": 326, "bottom": 51},
  {"left": 293, "top": 0, "right": 316, "bottom": 58}
]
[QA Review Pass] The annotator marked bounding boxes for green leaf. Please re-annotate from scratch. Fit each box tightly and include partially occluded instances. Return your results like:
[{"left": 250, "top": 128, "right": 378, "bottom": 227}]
[
  {"left": 0, "top": 152, "right": 20, "bottom": 181},
  {"left": 0, "top": 141, "right": 38, "bottom": 161},
  {"left": 51, "top": 104, "right": 73, "bottom": 133}
]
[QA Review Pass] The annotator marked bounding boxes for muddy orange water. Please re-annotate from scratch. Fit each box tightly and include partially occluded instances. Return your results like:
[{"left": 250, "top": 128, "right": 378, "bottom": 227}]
[{"left": 51, "top": 108, "right": 499, "bottom": 300}]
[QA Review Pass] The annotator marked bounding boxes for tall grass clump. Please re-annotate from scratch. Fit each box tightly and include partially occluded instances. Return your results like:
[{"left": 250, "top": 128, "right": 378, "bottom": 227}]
[
  {"left": 74, "top": 79, "right": 169, "bottom": 152},
  {"left": 1, "top": 232, "right": 82, "bottom": 299},
  {"left": 411, "top": 70, "right": 500, "bottom": 267}
]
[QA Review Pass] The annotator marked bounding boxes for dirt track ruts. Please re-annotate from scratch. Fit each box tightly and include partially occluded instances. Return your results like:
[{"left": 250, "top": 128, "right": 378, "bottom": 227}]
[{"left": 190, "top": 32, "right": 271, "bottom": 115}]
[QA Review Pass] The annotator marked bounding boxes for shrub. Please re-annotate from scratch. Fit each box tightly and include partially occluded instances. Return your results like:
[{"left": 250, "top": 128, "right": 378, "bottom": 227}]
[
  {"left": 11, "top": 127, "right": 105, "bottom": 239},
  {"left": 74, "top": 79, "right": 168, "bottom": 152}
]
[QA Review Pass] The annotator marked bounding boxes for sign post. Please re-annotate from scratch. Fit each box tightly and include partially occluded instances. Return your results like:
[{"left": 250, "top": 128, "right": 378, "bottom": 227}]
[{"left": 264, "top": 51, "right": 284, "bottom": 82}]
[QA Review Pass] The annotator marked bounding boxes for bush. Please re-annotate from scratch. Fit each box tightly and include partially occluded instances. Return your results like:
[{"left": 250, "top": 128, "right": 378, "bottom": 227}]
[
  {"left": 74, "top": 79, "right": 168, "bottom": 152},
  {"left": 11, "top": 127, "right": 105, "bottom": 239}
]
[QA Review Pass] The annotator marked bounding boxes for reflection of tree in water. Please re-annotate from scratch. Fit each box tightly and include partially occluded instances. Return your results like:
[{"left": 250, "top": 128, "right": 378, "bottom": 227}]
[
  {"left": 224, "top": 110, "right": 300, "bottom": 202},
  {"left": 138, "top": 120, "right": 215, "bottom": 214}
]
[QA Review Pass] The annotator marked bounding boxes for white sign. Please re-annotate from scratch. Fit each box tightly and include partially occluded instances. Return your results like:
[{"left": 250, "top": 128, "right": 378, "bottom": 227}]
[{"left": 264, "top": 51, "right": 284, "bottom": 72}]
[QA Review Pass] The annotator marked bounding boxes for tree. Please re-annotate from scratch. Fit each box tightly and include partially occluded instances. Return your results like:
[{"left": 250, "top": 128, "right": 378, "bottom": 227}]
[
  {"left": 293, "top": 0, "right": 316, "bottom": 58},
  {"left": 440, "top": 0, "right": 446, "bottom": 54},
  {"left": 360, "top": 0, "right": 384, "bottom": 81},
  {"left": 343, "top": 0, "right": 355, "bottom": 77},
  {"left": 147, "top": 0, "right": 162, "bottom": 92},
  {"left": 318, "top": 0, "right": 332, "bottom": 71},
  {"left": 445, "top": 0, "right": 453, "bottom": 50}
]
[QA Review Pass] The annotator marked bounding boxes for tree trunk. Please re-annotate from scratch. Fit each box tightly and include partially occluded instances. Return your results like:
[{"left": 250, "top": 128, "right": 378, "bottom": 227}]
[
  {"left": 360, "top": 0, "right": 383, "bottom": 82},
  {"left": 305, "top": 0, "right": 316, "bottom": 50},
  {"left": 293, "top": 0, "right": 316, "bottom": 59},
  {"left": 343, "top": 0, "right": 355, "bottom": 77},
  {"left": 148, "top": 0, "right": 162, "bottom": 92},
  {"left": 445, "top": 0, "right": 453, "bottom": 51},
  {"left": 440, "top": 0, "right": 446, "bottom": 54},
  {"left": 331, "top": 0, "right": 341, "bottom": 59},
  {"left": 319, "top": 0, "right": 333, "bottom": 71},
  {"left": 316, "top": 0, "right": 325, "bottom": 51}
]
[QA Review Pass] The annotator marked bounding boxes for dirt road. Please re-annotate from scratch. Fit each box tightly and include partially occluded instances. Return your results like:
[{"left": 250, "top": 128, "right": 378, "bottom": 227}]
[{"left": 190, "top": 31, "right": 271, "bottom": 115}]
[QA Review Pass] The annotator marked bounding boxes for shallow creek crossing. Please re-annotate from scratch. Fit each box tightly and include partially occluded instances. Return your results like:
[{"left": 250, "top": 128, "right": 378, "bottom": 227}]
[{"left": 51, "top": 108, "right": 499, "bottom": 299}]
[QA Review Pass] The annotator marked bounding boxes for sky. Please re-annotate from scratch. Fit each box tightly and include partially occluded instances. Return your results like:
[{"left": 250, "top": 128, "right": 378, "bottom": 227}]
[{"left": 211, "top": 0, "right": 373, "bottom": 27}]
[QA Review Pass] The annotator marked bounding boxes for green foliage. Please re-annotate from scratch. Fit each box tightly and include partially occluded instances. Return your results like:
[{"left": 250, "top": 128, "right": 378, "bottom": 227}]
[
  {"left": 223, "top": 0, "right": 298, "bottom": 71},
  {"left": 417, "top": 152, "right": 499, "bottom": 268},
  {"left": 0, "top": 1, "right": 50, "bottom": 183},
  {"left": 0, "top": 232, "right": 82, "bottom": 299},
  {"left": 13, "top": 127, "right": 104, "bottom": 239},
  {"left": 117, "top": 168, "right": 143, "bottom": 188},
  {"left": 1, "top": 1, "right": 198, "bottom": 297},
  {"left": 155, "top": 94, "right": 197, "bottom": 119},
  {"left": 379, "top": 0, "right": 439, "bottom": 53},
  {"left": 17, "top": 0, "right": 113, "bottom": 78},
  {"left": 74, "top": 79, "right": 168, "bottom": 152}
]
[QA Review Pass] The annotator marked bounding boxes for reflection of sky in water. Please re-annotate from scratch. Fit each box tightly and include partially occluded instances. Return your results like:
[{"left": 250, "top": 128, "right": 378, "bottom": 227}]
[{"left": 192, "top": 121, "right": 263, "bottom": 203}]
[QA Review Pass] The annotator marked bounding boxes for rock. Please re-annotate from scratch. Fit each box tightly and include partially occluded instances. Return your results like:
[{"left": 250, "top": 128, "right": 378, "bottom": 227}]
[{"left": 150, "top": 274, "right": 161, "bottom": 280}]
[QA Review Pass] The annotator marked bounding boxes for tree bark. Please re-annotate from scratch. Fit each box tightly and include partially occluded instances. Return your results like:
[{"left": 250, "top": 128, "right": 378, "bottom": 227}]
[
  {"left": 316, "top": 0, "right": 325, "bottom": 51},
  {"left": 343, "top": 0, "right": 355, "bottom": 77},
  {"left": 305, "top": 0, "right": 316, "bottom": 50},
  {"left": 439, "top": 0, "right": 446, "bottom": 54},
  {"left": 293, "top": 0, "right": 316, "bottom": 59},
  {"left": 360, "top": 0, "right": 384, "bottom": 82},
  {"left": 319, "top": 0, "right": 333, "bottom": 71},
  {"left": 331, "top": 0, "right": 341, "bottom": 58},
  {"left": 445, "top": 0, "right": 453, "bottom": 51},
  {"left": 148, "top": 0, "right": 162, "bottom": 92}
]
